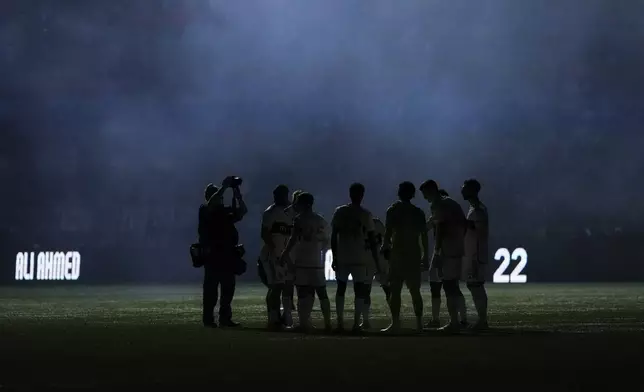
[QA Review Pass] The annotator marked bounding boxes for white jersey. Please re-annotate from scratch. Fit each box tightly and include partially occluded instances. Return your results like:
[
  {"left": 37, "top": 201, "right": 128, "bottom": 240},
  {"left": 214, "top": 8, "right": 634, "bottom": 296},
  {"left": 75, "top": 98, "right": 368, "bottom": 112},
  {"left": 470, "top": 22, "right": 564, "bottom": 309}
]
[
  {"left": 331, "top": 204, "right": 375, "bottom": 266},
  {"left": 464, "top": 201, "right": 489, "bottom": 264},
  {"left": 292, "top": 211, "right": 329, "bottom": 268},
  {"left": 260, "top": 204, "right": 296, "bottom": 261}
]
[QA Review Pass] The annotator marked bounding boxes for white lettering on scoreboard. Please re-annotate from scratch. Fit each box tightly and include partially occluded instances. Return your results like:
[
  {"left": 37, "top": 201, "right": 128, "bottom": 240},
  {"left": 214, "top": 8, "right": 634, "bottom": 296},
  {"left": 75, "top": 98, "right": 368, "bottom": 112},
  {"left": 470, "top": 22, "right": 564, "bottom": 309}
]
[
  {"left": 14, "top": 251, "right": 81, "bottom": 281},
  {"left": 493, "top": 247, "right": 527, "bottom": 284}
]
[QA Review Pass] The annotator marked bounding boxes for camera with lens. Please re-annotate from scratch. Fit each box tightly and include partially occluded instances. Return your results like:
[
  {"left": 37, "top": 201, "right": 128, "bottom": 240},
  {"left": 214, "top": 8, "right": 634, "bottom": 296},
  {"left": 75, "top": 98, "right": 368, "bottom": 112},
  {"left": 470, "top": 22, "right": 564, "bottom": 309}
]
[{"left": 229, "top": 176, "right": 243, "bottom": 188}]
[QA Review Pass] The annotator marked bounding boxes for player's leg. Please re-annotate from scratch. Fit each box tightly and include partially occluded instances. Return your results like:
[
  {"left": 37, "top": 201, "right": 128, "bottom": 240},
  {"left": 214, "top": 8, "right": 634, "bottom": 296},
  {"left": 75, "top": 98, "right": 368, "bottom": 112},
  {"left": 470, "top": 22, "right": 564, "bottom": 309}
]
[
  {"left": 362, "top": 282, "right": 373, "bottom": 330},
  {"left": 315, "top": 286, "right": 332, "bottom": 331},
  {"left": 282, "top": 280, "right": 295, "bottom": 327},
  {"left": 202, "top": 264, "right": 218, "bottom": 327},
  {"left": 406, "top": 270, "right": 424, "bottom": 332},
  {"left": 334, "top": 267, "right": 350, "bottom": 331},
  {"left": 352, "top": 280, "right": 367, "bottom": 331},
  {"left": 457, "top": 281, "right": 469, "bottom": 328},
  {"left": 218, "top": 271, "right": 239, "bottom": 327},
  {"left": 268, "top": 283, "right": 284, "bottom": 330},
  {"left": 467, "top": 281, "right": 488, "bottom": 329},
  {"left": 427, "top": 281, "right": 442, "bottom": 328},
  {"left": 296, "top": 285, "right": 315, "bottom": 331},
  {"left": 261, "top": 259, "right": 275, "bottom": 325},
  {"left": 440, "top": 279, "right": 462, "bottom": 332},
  {"left": 381, "top": 272, "right": 403, "bottom": 332}
]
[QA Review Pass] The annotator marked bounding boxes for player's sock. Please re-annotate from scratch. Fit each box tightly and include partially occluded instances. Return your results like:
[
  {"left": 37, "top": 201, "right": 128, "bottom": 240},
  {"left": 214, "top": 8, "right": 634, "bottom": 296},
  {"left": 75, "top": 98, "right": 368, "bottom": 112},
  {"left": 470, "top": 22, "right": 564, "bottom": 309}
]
[
  {"left": 282, "top": 295, "right": 293, "bottom": 326},
  {"left": 446, "top": 296, "right": 459, "bottom": 326},
  {"left": 353, "top": 297, "right": 364, "bottom": 328},
  {"left": 320, "top": 297, "right": 331, "bottom": 329},
  {"left": 458, "top": 294, "right": 468, "bottom": 324},
  {"left": 472, "top": 287, "right": 488, "bottom": 324},
  {"left": 431, "top": 297, "right": 441, "bottom": 322},
  {"left": 335, "top": 295, "right": 345, "bottom": 328},
  {"left": 362, "top": 301, "right": 371, "bottom": 328}
]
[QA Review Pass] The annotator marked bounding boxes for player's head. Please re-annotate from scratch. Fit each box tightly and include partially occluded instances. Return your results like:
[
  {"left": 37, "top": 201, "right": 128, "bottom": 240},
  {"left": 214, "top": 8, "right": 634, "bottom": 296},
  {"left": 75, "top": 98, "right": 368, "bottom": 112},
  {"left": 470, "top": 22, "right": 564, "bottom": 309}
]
[
  {"left": 273, "top": 184, "right": 289, "bottom": 206},
  {"left": 349, "top": 182, "right": 365, "bottom": 204},
  {"left": 295, "top": 192, "right": 314, "bottom": 211},
  {"left": 438, "top": 189, "right": 449, "bottom": 197},
  {"left": 204, "top": 183, "right": 222, "bottom": 205},
  {"left": 419, "top": 180, "right": 439, "bottom": 202},
  {"left": 461, "top": 178, "right": 481, "bottom": 201},
  {"left": 291, "top": 189, "right": 304, "bottom": 211},
  {"left": 397, "top": 181, "right": 416, "bottom": 202}
]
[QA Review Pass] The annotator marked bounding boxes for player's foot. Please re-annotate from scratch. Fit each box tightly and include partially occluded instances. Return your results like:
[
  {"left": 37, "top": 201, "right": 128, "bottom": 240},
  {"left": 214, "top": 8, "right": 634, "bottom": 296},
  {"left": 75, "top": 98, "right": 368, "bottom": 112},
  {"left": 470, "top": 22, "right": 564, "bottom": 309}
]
[
  {"left": 460, "top": 320, "right": 470, "bottom": 329},
  {"left": 220, "top": 320, "right": 241, "bottom": 328},
  {"left": 469, "top": 321, "right": 489, "bottom": 331},
  {"left": 267, "top": 322, "right": 283, "bottom": 331},
  {"left": 203, "top": 322, "right": 218, "bottom": 329},
  {"left": 380, "top": 323, "right": 400, "bottom": 334},
  {"left": 424, "top": 319, "right": 440, "bottom": 329},
  {"left": 360, "top": 321, "right": 372, "bottom": 330},
  {"left": 324, "top": 324, "right": 333, "bottom": 333},
  {"left": 438, "top": 323, "right": 461, "bottom": 334},
  {"left": 351, "top": 324, "right": 365, "bottom": 335}
]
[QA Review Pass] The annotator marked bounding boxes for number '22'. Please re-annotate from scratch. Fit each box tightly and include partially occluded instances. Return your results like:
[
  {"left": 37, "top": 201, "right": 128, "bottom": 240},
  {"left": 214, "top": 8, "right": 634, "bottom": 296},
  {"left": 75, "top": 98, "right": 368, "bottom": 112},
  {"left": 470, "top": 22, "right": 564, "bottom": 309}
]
[{"left": 493, "top": 248, "right": 528, "bottom": 283}]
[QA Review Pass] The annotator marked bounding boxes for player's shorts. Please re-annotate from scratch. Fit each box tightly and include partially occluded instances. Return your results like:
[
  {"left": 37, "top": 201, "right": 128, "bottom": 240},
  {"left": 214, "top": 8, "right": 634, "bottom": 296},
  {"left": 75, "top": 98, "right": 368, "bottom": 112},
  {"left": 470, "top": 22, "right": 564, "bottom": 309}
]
[
  {"left": 335, "top": 264, "right": 371, "bottom": 283},
  {"left": 440, "top": 256, "right": 463, "bottom": 281},
  {"left": 389, "top": 266, "right": 421, "bottom": 291},
  {"left": 462, "top": 259, "right": 486, "bottom": 283},
  {"left": 294, "top": 266, "right": 326, "bottom": 287},
  {"left": 428, "top": 266, "right": 442, "bottom": 283},
  {"left": 261, "top": 257, "right": 291, "bottom": 286}
]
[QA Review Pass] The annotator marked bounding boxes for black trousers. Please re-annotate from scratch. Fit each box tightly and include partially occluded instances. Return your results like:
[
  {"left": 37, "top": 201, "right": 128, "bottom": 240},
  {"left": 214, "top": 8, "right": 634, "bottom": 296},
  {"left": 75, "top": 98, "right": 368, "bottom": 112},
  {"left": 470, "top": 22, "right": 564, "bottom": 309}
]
[{"left": 203, "top": 263, "right": 236, "bottom": 324}]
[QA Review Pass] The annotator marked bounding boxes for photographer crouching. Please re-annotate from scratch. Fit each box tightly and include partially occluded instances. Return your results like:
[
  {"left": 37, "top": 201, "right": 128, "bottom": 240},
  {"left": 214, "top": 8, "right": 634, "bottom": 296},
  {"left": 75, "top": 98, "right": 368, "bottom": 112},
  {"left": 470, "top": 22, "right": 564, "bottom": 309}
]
[{"left": 195, "top": 176, "right": 248, "bottom": 328}]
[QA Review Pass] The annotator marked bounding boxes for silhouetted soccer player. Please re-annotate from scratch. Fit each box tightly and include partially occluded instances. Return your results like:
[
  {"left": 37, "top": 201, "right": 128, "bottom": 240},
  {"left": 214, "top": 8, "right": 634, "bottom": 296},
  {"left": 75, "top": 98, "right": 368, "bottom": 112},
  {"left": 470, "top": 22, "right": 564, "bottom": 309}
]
[
  {"left": 371, "top": 216, "right": 391, "bottom": 303},
  {"left": 281, "top": 193, "right": 332, "bottom": 332},
  {"left": 426, "top": 188, "right": 449, "bottom": 327},
  {"left": 282, "top": 189, "right": 304, "bottom": 315},
  {"left": 198, "top": 177, "right": 247, "bottom": 328},
  {"left": 461, "top": 179, "right": 489, "bottom": 330},
  {"left": 381, "top": 182, "right": 429, "bottom": 333},
  {"left": 259, "top": 185, "right": 295, "bottom": 329},
  {"left": 420, "top": 180, "right": 467, "bottom": 332},
  {"left": 331, "top": 183, "right": 381, "bottom": 332}
]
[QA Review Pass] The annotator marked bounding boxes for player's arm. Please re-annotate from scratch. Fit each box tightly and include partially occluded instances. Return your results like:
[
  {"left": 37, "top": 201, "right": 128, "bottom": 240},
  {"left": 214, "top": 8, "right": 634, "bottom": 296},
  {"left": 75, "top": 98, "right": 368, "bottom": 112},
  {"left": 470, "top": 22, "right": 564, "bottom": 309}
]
[
  {"left": 432, "top": 203, "right": 446, "bottom": 255},
  {"left": 231, "top": 187, "right": 247, "bottom": 222},
  {"left": 260, "top": 211, "right": 276, "bottom": 251},
  {"left": 319, "top": 218, "right": 331, "bottom": 250},
  {"left": 382, "top": 206, "right": 394, "bottom": 258},
  {"left": 330, "top": 209, "right": 340, "bottom": 267},
  {"left": 473, "top": 208, "right": 489, "bottom": 264},
  {"left": 281, "top": 217, "right": 300, "bottom": 267},
  {"left": 419, "top": 209, "right": 429, "bottom": 268},
  {"left": 365, "top": 213, "right": 381, "bottom": 272}
]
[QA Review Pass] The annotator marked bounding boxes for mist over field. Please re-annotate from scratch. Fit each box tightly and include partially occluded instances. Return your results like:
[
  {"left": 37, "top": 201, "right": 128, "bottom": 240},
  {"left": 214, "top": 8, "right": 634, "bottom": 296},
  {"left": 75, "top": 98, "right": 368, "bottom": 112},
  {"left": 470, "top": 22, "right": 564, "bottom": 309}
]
[{"left": 2, "top": 0, "right": 643, "bottom": 282}]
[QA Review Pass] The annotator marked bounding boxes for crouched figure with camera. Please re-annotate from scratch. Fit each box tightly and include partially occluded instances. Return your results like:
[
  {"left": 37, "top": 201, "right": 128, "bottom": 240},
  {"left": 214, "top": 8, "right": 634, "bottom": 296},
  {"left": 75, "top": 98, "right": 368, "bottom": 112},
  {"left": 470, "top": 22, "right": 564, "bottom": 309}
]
[{"left": 194, "top": 176, "right": 248, "bottom": 328}]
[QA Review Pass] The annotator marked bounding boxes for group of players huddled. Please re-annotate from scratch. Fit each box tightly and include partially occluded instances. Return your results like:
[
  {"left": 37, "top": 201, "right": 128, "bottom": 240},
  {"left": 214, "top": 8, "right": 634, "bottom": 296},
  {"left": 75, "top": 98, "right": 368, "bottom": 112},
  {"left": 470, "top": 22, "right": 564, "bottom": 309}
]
[{"left": 258, "top": 178, "right": 488, "bottom": 334}]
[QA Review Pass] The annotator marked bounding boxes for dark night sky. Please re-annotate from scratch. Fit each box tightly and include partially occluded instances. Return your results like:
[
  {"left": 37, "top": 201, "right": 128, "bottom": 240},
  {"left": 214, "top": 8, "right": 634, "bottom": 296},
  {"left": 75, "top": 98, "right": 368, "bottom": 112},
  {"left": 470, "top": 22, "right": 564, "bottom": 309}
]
[{"left": 1, "top": 0, "right": 643, "bottom": 283}]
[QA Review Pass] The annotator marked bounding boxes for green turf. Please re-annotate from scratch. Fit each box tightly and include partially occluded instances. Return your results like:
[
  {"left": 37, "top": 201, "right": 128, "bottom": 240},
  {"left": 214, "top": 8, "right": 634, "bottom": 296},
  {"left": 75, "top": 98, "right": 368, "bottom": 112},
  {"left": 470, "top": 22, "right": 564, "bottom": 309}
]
[{"left": 1, "top": 283, "right": 643, "bottom": 390}]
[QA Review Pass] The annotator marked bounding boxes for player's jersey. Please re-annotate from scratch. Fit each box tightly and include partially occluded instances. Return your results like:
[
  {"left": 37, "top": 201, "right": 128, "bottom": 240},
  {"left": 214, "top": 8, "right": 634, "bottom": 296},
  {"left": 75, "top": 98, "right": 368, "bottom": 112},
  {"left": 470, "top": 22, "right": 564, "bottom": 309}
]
[
  {"left": 429, "top": 196, "right": 466, "bottom": 257},
  {"left": 385, "top": 201, "right": 427, "bottom": 262},
  {"left": 292, "top": 211, "right": 329, "bottom": 268},
  {"left": 260, "top": 204, "right": 296, "bottom": 261},
  {"left": 331, "top": 204, "right": 375, "bottom": 265},
  {"left": 464, "top": 201, "right": 489, "bottom": 264}
]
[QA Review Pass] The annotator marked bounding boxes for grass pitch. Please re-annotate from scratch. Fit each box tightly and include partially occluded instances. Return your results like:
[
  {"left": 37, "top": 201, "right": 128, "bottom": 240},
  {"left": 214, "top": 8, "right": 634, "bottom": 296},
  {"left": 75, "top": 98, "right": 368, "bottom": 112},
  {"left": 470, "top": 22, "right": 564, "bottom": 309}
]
[{"left": 1, "top": 283, "right": 643, "bottom": 390}]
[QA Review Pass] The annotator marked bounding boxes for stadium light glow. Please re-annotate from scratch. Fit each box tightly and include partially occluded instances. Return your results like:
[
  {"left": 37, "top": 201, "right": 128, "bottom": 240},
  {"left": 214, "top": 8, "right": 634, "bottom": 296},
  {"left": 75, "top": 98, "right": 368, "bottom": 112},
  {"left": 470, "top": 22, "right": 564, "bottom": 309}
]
[{"left": 15, "top": 251, "right": 81, "bottom": 281}]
